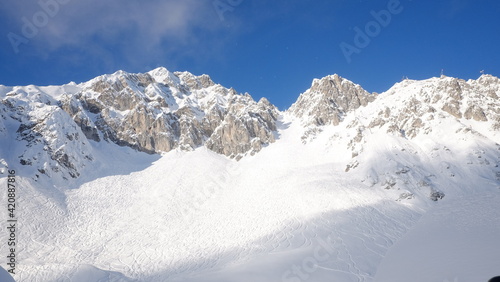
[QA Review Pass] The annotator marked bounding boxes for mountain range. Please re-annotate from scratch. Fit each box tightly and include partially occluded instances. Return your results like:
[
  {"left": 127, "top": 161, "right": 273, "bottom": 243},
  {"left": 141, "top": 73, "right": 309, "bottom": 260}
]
[{"left": 0, "top": 68, "right": 499, "bottom": 281}]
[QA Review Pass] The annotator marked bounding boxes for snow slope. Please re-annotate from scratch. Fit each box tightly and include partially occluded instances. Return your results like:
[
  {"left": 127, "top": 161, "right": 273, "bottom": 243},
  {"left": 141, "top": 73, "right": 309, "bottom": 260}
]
[
  {"left": 375, "top": 193, "right": 500, "bottom": 282},
  {"left": 1, "top": 112, "right": 498, "bottom": 281},
  {"left": 0, "top": 114, "right": 424, "bottom": 282}
]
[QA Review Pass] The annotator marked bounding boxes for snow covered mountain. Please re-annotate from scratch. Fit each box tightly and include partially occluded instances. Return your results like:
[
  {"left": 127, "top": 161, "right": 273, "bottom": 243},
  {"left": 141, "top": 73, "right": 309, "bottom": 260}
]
[
  {"left": 0, "top": 67, "right": 278, "bottom": 182},
  {"left": 289, "top": 73, "right": 500, "bottom": 202},
  {"left": 0, "top": 69, "right": 499, "bottom": 282}
]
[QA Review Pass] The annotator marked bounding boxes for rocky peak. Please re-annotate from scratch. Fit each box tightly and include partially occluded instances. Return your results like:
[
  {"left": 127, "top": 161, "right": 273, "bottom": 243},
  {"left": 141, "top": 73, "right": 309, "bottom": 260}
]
[
  {"left": 72, "top": 68, "right": 277, "bottom": 156},
  {"left": 147, "top": 67, "right": 183, "bottom": 89},
  {"left": 477, "top": 74, "right": 500, "bottom": 88},
  {"left": 88, "top": 71, "right": 154, "bottom": 92},
  {"left": 174, "top": 71, "right": 215, "bottom": 90},
  {"left": 353, "top": 74, "right": 500, "bottom": 140},
  {"left": 288, "top": 74, "right": 375, "bottom": 126},
  {"left": 0, "top": 67, "right": 280, "bottom": 181}
]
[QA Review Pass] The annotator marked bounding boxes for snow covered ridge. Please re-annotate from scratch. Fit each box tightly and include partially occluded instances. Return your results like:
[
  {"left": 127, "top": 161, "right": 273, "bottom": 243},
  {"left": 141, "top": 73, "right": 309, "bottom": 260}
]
[
  {"left": 289, "top": 73, "right": 500, "bottom": 202},
  {"left": 0, "top": 68, "right": 499, "bottom": 185},
  {"left": 0, "top": 67, "right": 278, "bottom": 180}
]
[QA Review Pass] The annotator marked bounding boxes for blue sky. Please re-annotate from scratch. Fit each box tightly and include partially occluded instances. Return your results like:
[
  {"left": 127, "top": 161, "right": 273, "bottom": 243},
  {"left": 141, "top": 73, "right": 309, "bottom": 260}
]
[{"left": 1, "top": 0, "right": 499, "bottom": 109}]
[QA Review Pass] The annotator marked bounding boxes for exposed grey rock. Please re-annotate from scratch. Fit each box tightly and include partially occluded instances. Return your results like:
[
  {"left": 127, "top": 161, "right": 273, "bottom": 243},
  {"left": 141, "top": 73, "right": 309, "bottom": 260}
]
[
  {"left": 288, "top": 74, "right": 375, "bottom": 126},
  {"left": 397, "top": 192, "right": 414, "bottom": 201},
  {"left": 175, "top": 71, "right": 215, "bottom": 90},
  {"left": 61, "top": 68, "right": 279, "bottom": 159},
  {"left": 205, "top": 97, "right": 278, "bottom": 159},
  {"left": 464, "top": 105, "right": 488, "bottom": 121},
  {"left": 2, "top": 90, "right": 94, "bottom": 180},
  {"left": 60, "top": 95, "right": 101, "bottom": 142},
  {"left": 363, "top": 75, "right": 500, "bottom": 139},
  {"left": 429, "top": 190, "right": 445, "bottom": 201},
  {"left": 442, "top": 99, "right": 462, "bottom": 119}
]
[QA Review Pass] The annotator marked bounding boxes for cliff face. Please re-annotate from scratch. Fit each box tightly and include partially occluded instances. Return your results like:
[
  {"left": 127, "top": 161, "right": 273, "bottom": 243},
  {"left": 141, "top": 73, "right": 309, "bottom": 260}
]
[
  {"left": 63, "top": 67, "right": 279, "bottom": 158},
  {"left": 288, "top": 74, "right": 376, "bottom": 126}
]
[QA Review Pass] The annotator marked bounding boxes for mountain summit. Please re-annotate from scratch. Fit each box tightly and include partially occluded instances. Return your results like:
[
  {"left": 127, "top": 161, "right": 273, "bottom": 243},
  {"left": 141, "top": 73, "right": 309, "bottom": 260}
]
[{"left": 289, "top": 74, "right": 376, "bottom": 126}]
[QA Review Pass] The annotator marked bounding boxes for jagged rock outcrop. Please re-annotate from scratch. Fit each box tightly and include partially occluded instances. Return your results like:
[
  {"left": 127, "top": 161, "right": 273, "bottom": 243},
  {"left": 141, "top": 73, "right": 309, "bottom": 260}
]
[
  {"left": 289, "top": 74, "right": 499, "bottom": 140},
  {"left": 359, "top": 75, "right": 500, "bottom": 139},
  {"left": 0, "top": 67, "right": 279, "bottom": 179},
  {"left": 1, "top": 87, "right": 93, "bottom": 180},
  {"left": 58, "top": 67, "right": 279, "bottom": 158},
  {"left": 205, "top": 97, "right": 277, "bottom": 159},
  {"left": 288, "top": 74, "right": 376, "bottom": 126},
  {"left": 351, "top": 75, "right": 499, "bottom": 201},
  {"left": 286, "top": 74, "right": 499, "bottom": 202}
]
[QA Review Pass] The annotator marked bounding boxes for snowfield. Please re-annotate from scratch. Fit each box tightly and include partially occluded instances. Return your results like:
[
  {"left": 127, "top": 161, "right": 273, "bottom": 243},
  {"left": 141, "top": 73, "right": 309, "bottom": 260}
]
[
  {"left": 1, "top": 112, "right": 499, "bottom": 282},
  {"left": 375, "top": 193, "right": 500, "bottom": 282}
]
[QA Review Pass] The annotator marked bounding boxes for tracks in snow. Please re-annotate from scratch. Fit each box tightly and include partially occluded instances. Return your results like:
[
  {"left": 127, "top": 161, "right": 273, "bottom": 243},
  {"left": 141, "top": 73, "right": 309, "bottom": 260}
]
[{"left": 3, "top": 147, "right": 426, "bottom": 282}]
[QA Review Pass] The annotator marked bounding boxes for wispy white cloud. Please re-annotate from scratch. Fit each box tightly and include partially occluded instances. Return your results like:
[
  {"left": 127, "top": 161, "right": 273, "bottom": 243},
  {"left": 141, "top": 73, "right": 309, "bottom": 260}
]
[{"left": 3, "top": 0, "right": 233, "bottom": 70}]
